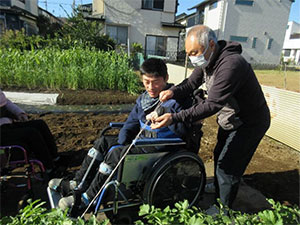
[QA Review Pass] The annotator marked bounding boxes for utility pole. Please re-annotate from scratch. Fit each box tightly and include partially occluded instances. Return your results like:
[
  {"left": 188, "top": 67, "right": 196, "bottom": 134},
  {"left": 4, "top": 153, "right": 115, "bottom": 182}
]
[{"left": 72, "top": 0, "right": 76, "bottom": 14}]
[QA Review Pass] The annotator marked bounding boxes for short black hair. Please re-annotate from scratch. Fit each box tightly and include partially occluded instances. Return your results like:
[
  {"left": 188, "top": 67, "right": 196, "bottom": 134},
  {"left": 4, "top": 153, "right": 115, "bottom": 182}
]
[{"left": 140, "top": 58, "right": 168, "bottom": 80}]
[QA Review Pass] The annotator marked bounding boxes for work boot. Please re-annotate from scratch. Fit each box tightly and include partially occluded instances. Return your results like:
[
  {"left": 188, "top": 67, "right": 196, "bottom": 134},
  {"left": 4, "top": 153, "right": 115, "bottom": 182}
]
[
  {"left": 58, "top": 195, "right": 75, "bottom": 211},
  {"left": 48, "top": 178, "right": 77, "bottom": 196},
  {"left": 58, "top": 191, "right": 90, "bottom": 216}
]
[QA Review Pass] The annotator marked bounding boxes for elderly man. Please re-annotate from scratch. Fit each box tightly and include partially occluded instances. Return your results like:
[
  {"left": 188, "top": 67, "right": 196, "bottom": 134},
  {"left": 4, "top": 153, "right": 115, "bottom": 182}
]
[{"left": 151, "top": 25, "right": 270, "bottom": 213}]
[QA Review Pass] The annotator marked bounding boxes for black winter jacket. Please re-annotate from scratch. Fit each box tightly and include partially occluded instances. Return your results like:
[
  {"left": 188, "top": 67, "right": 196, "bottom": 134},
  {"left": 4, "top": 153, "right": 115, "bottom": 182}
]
[{"left": 171, "top": 41, "right": 270, "bottom": 127}]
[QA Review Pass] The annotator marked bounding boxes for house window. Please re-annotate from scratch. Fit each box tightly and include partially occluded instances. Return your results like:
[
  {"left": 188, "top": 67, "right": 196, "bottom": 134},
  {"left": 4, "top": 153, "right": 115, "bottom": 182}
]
[
  {"left": 267, "top": 38, "right": 273, "bottom": 49},
  {"left": 230, "top": 35, "right": 248, "bottom": 42},
  {"left": 284, "top": 49, "right": 291, "bottom": 57},
  {"left": 252, "top": 37, "right": 257, "bottom": 48},
  {"left": 142, "top": 0, "right": 164, "bottom": 11},
  {"left": 146, "top": 35, "right": 167, "bottom": 56},
  {"left": 106, "top": 25, "right": 128, "bottom": 45},
  {"left": 187, "top": 16, "right": 196, "bottom": 27},
  {"left": 235, "top": 0, "right": 254, "bottom": 6},
  {"left": 290, "top": 33, "right": 300, "bottom": 39},
  {"left": 209, "top": 2, "right": 218, "bottom": 10},
  {"left": 0, "top": 0, "right": 11, "bottom": 6}
]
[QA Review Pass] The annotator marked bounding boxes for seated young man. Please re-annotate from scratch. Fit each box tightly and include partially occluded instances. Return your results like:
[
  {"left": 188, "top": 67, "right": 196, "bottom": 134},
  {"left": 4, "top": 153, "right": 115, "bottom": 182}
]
[{"left": 49, "top": 58, "right": 194, "bottom": 210}]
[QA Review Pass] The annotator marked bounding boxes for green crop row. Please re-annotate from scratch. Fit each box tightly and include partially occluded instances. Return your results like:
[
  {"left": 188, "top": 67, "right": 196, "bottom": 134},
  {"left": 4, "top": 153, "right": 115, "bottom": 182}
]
[
  {"left": 0, "top": 47, "right": 140, "bottom": 94},
  {"left": 1, "top": 199, "right": 299, "bottom": 225}
]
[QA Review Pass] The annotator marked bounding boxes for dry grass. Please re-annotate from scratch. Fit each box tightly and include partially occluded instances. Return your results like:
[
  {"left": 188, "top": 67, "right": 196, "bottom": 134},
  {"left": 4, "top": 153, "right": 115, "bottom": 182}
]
[{"left": 255, "top": 70, "right": 300, "bottom": 93}]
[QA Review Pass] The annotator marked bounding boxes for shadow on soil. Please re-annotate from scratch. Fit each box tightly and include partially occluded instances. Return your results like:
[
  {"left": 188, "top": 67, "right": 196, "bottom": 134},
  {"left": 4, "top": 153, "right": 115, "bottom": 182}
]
[{"left": 244, "top": 169, "right": 300, "bottom": 206}]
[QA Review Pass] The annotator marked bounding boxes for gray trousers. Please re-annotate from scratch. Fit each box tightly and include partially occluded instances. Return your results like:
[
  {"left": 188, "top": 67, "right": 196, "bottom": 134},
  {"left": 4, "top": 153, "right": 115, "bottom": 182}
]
[{"left": 213, "top": 108, "right": 270, "bottom": 208}]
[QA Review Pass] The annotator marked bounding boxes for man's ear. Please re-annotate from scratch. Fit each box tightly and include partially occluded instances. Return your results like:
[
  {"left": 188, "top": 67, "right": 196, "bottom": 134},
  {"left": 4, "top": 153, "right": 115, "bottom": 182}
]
[{"left": 165, "top": 74, "right": 169, "bottom": 82}]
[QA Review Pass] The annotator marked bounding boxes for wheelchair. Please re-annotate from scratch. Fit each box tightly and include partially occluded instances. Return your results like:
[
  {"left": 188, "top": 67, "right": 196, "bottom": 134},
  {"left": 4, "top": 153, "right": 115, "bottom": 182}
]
[
  {"left": 47, "top": 122, "right": 206, "bottom": 224},
  {"left": 0, "top": 145, "right": 45, "bottom": 210}
]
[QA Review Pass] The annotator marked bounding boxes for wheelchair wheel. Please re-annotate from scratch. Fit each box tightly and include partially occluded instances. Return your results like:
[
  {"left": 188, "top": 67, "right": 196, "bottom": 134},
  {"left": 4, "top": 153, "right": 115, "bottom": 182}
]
[{"left": 143, "top": 151, "right": 206, "bottom": 209}]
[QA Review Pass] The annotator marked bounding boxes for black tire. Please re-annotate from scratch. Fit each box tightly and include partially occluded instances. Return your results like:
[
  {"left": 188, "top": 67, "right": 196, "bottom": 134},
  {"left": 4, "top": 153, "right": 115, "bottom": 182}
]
[{"left": 143, "top": 151, "right": 206, "bottom": 209}]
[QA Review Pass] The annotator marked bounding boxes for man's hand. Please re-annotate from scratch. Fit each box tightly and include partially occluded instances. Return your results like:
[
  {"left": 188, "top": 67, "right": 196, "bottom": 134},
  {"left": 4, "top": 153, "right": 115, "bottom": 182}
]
[
  {"left": 151, "top": 113, "right": 173, "bottom": 129},
  {"left": 17, "top": 113, "right": 28, "bottom": 122},
  {"left": 159, "top": 90, "right": 174, "bottom": 102}
]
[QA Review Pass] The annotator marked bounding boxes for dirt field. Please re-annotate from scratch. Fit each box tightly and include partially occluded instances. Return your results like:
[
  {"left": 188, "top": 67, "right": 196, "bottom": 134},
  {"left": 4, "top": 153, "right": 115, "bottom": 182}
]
[
  {"left": 1, "top": 89, "right": 299, "bottom": 217},
  {"left": 255, "top": 70, "right": 300, "bottom": 93}
]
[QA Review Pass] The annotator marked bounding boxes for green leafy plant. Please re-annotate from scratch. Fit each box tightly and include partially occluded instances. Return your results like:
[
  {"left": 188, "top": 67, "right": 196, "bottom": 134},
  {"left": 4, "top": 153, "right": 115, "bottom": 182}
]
[
  {"left": 59, "top": 10, "right": 115, "bottom": 51},
  {"left": 0, "top": 199, "right": 110, "bottom": 225},
  {"left": 131, "top": 42, "right": 143, "bottom": 54},
  {"left": 136, "top": 199, "right": 300, "bottom": 225},
  {"left": 1, "top": 199, "right": 299, "bottom": 225},
  {"left": 0, "top": 10, "right": 114, "bottom": 51}
]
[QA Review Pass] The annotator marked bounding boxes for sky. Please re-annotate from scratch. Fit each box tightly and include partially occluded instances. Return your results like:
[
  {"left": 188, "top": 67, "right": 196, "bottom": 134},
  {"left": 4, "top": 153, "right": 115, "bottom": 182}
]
[{"left": 39, "top": 0, "right": 299, "bottom": 23}]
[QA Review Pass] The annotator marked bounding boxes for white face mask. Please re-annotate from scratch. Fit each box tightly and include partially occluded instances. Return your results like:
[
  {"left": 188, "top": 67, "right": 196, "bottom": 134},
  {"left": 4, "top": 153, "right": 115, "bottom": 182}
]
[
  {"left": 189, "top": 43, "right": 213, "bottom": 68},
  {"left": 189, "top": 54, "right": 207, "bottom": 68}
]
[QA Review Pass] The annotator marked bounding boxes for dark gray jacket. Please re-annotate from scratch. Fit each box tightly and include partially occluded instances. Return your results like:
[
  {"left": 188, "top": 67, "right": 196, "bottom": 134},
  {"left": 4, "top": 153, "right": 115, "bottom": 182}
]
[{"left": 171, "top": 41, "right": 270, "bottom": 128}]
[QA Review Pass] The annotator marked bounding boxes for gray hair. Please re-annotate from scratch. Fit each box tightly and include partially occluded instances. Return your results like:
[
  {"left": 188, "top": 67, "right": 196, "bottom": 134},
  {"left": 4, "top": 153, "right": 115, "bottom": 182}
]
[{"left": 187, "top": 25, "right": 217, "bottom": 47}]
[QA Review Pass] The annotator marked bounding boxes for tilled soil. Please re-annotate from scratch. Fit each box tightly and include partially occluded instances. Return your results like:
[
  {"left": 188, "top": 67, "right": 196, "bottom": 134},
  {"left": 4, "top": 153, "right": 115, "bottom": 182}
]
[{"left": 1, "top": 89, "right": 299, "bottom": 217}]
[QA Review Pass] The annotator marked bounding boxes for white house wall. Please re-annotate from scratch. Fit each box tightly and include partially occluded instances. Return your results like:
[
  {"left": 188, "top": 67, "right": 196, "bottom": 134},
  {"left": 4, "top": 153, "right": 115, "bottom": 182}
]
[
  {"left": 283, "top": 21, "right": 300, "bottom": 64},
  {"left": 283, "top": 21, "right": 300, "bottom": 49},
  {"left": 103, "top": 0, "right": 180, "bottom": 51},
  {"left": 222, "top": 0, "right": 292, "bottom": 65},
  {"left": 25, "top": 0, "right": 38, "bottom": 16},
  {"left": 204, "top": 1, "right": 223, "bottom": 32}
]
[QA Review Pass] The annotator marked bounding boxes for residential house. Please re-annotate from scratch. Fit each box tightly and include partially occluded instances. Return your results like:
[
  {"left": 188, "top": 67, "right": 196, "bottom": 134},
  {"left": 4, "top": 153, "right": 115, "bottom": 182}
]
[
  {"left": 177, "top": 0, "right": 294, "bottom": 65},
  {"left": 176, "top": 12, "right": 198, "bottom": 52},
  {"left": 38, "top": 7, "right": 63, "bottom": 26},
  {"left": 89, "top": 0, "right": 184, "bottom": 60},
  {"left": 282, "top": 21, "right": 300, "bottom": 65},
  {"left": 0, "top": 0, "right": 38, "bottom": 36}
]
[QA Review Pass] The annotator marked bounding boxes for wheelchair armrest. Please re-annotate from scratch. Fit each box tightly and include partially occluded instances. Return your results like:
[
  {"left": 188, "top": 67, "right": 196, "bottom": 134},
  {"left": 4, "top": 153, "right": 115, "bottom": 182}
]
[
  {"left": 133, "top": 138, "right": 186, "bottom": 147},
  {"left": 109, "top": 122, "right": 125, "bottom": 128}
]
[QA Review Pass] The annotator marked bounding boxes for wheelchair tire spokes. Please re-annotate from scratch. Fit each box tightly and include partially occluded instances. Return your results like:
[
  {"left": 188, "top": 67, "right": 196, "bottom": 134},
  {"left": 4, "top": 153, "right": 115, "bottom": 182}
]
[{"left": 143, "top": 151, "right": 206, "bottom": 209}]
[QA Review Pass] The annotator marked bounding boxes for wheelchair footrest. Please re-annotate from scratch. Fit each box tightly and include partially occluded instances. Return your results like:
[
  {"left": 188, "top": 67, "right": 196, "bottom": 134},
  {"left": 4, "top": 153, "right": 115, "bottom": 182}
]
[{"left": 47, "top": 187, "right": 62, "bottom": 209}]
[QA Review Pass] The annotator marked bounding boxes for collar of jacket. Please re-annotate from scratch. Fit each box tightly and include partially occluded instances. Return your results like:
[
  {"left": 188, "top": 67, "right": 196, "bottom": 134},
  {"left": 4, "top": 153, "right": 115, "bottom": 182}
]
[{"left": 140, "top": 83, "right": 173, "bottom": 111}]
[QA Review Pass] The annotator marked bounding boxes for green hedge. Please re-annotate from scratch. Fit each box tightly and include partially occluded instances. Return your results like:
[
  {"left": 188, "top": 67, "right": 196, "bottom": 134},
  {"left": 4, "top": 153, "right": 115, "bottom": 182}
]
[{"left": 0, "top": 47, "right": 140, "bottom": 94}]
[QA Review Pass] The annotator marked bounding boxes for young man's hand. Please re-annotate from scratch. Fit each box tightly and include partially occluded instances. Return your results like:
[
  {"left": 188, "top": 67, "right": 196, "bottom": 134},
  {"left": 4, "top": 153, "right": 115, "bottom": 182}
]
[
  {"left": 159, "top": 90, "right": 174, "bottom": 102},
  {"left": 146, "top": 111, "right": 158, "bottom": 122},
  {"left": 150, "top": 113, "right": 173, "bottom": 129}
]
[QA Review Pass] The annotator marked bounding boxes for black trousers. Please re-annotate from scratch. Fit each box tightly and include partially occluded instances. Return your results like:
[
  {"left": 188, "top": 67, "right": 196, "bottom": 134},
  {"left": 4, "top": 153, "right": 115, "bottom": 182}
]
[
  {"left": 74, "top": 135, "right": 119, "bottom": 187},
  {"left": 0, "top": 120, "right": 58, "bottom": 169},
  {"left": 213, "top": 108, "right": 270, "bottom": 208}
]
